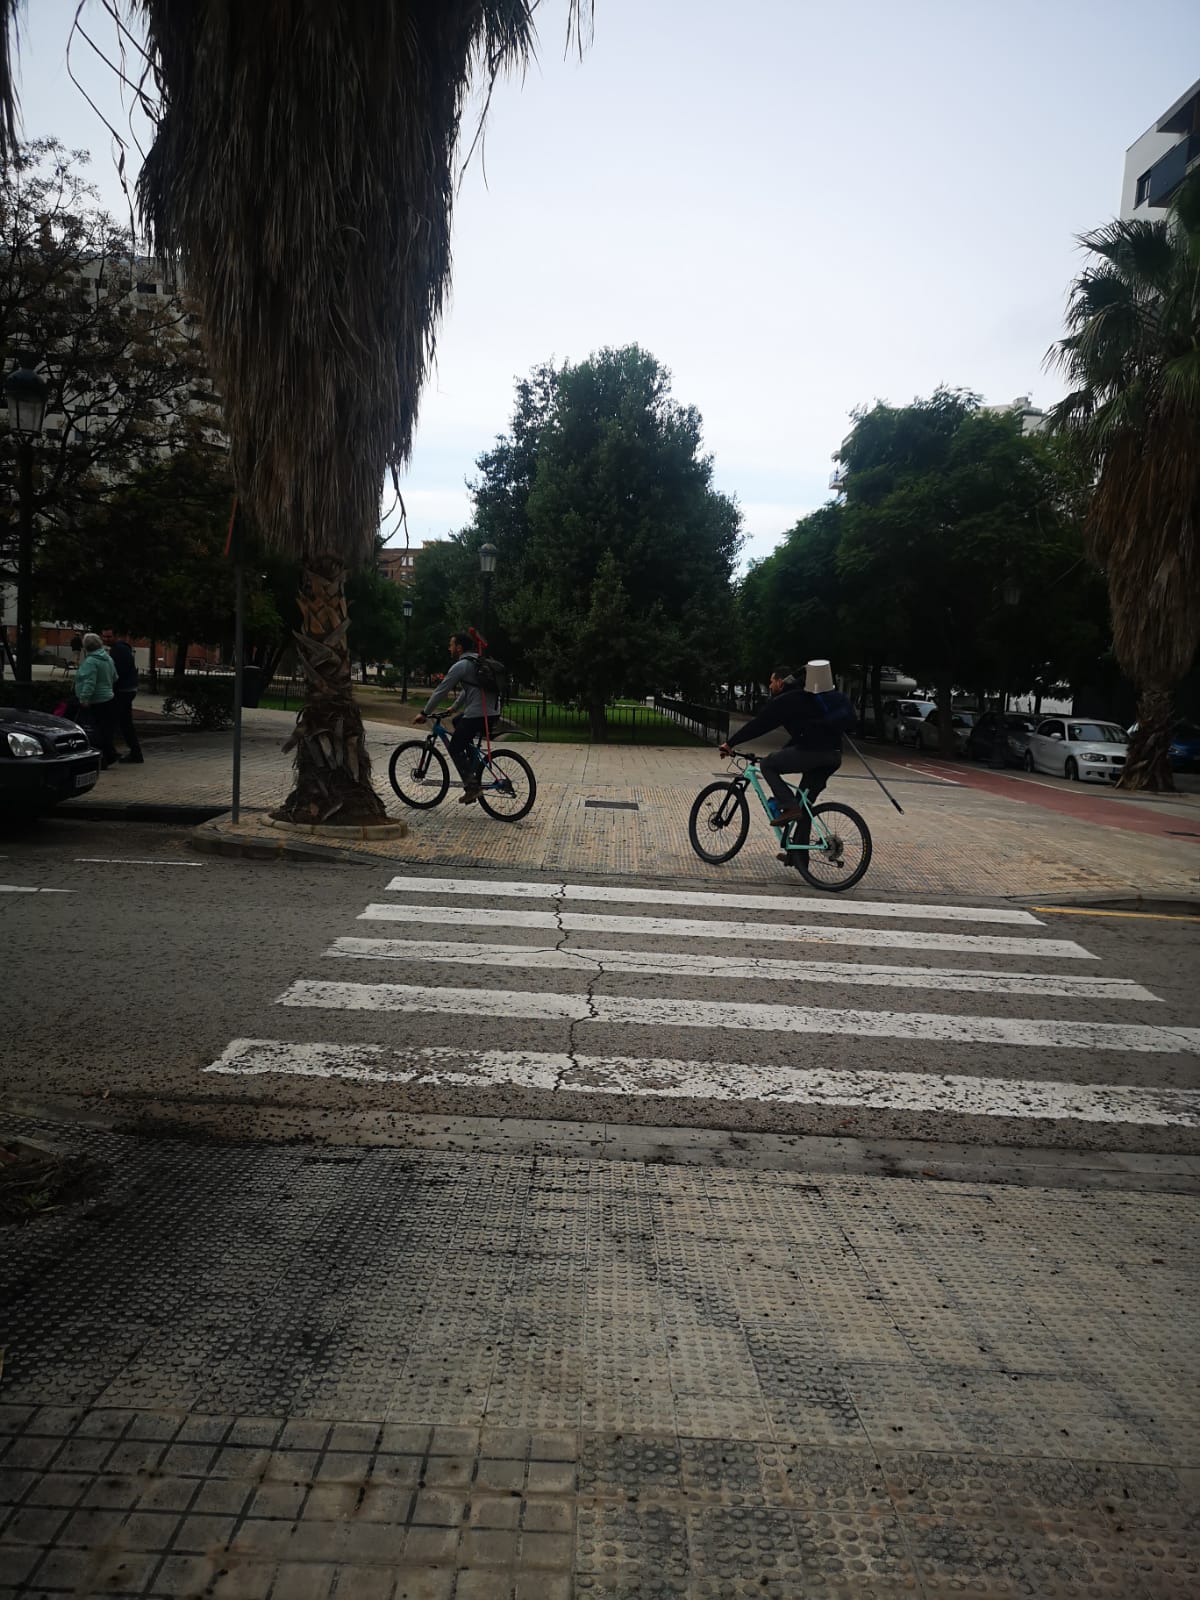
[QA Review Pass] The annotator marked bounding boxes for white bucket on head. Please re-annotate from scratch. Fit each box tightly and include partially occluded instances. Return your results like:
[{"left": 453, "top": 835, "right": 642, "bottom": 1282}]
[{"left": 805, "top": 659, "right": 834, "bottom": 694}]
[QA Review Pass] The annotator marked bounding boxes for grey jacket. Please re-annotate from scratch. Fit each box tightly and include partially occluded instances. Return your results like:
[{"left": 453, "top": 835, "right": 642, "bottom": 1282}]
[{"left": 422, "top": 653, "right": 498, "bottom": 720}]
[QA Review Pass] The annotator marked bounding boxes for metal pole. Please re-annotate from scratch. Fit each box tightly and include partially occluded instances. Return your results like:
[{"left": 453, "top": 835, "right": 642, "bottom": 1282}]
[
  {"left": 231, "top": 549, "right": 244, "bottom": 824},
  {"left": 401, "top": 612, "right": 410, "bottom": 703},
  {"left": 15, "top": 440, "right": 33, "bottom": 709},
  {"left": 482, "top": 573, "right": 492, "bottom": 644},
  {"left": 844, "top": 735, "right": 905, "bottom": 814}
]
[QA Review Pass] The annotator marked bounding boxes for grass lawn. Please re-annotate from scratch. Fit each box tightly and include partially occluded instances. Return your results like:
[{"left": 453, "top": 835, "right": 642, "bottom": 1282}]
[{"left": 257, "top": 687, "right": 708, "bottom": 745}]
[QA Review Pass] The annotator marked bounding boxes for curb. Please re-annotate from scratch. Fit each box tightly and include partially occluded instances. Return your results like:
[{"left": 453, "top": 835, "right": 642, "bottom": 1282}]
[
  {"left": 189, "top": 825, "right": 384, "bottom": 866},
  {"left": 63, "top": 800, "right": 232, "bottom": 825}
]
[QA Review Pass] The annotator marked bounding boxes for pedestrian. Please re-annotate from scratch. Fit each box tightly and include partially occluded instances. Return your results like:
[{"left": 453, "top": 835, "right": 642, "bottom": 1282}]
[
  {"left": 74, "top": 632, "right": 120, "bottom": 769},
  {"left": 100, "top": 627, "right": 144, "bottom": 763}
]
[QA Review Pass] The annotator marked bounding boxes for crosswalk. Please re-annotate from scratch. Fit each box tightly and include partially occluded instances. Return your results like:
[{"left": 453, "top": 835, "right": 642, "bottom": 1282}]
[{"left": 205, "top": 872, "right": 1200, "bottom": 1138}]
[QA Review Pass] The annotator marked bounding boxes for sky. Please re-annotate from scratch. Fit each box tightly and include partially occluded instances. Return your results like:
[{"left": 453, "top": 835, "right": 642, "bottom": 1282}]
[{"left": 13, "top": 0, "right": 1200, "bottom": 567}]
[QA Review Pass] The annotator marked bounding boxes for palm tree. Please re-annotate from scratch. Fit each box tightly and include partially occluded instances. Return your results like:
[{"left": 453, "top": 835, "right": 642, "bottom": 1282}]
[
  {"left": 1048, "top": 173, "right": 1200, "bottom": 792},
  {"left": 0, "top": 1, "right": 588, "bottom": 823}
]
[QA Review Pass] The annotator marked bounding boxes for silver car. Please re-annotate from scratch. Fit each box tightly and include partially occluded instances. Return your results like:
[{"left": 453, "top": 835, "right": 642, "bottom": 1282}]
[{"left": 1023, "top": 717, "right": 1128, "bottom": 782}]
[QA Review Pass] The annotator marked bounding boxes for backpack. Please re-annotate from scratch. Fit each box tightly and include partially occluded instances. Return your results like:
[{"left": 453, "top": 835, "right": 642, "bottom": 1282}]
[
  {"left": 467, "top": 652, "right": 507, "bottom": 702},
  {"left": 815, "top": 689, "right": 857, "bottom": 736}
]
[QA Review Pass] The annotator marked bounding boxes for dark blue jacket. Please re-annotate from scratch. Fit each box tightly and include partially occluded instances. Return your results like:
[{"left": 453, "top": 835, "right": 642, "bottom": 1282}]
[
  {"left": 729, "top": 686, "right": 846, "bottom": 754},
  {"left": 109, "top": 639, "right": 138, "bottom": 694}
]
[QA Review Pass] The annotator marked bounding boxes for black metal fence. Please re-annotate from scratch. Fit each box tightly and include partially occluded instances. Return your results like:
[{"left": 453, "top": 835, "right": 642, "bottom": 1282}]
[{"left": 653, "top": 695, "right": 730, "bottom": 744}]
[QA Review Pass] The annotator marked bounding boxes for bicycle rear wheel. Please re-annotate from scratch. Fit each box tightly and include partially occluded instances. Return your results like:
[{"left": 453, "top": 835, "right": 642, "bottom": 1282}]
[
  {"left": 478, "top": 749, "right": 537, "bottom": 820},
  {"left": 688, "top": 782, "right": 750, "bottom": 863},
  {"left": 388, "top": 741, "right": 449, "bottom": 808},
  {"left": 793, "top": 802, "right": 872, "bottom": 891}
]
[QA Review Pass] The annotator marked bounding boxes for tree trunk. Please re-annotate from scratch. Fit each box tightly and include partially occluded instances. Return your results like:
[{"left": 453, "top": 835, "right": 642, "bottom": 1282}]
[
  {"left": 935, "top": 671, "right": 956, "bottom": 755},
  {"left": 1116, "top": 683, "right": 1175, "bottom": 792},
  {"left": 273, "top": 560, "right": 389, "bottom": 825},
  {"left": 869, "top": 663, "right": 884, "bottom": 740},
  {"left": 588, "top": 700, "right": 608, "bottom": 742},
  {"left": 172, "top": 639, "right": 190, "bottom": 692}
]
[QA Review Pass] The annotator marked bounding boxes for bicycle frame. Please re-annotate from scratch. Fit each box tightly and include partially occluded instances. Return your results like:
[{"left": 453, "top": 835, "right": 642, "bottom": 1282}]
[
  {"left": 733, "top": 755, "right": 834, "bottom": 856},
  {"left": 423, "top": 714, "right": 508, "bottom": 791}
]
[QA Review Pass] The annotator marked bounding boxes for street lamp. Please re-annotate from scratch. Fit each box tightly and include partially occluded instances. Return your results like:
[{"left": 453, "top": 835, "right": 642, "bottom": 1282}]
[
  {"left": 401, "top": 595, "right": 413, "bottom": 703},
  {"left": 479, "top": 543, "right": 498, "bottom": 642},
  {"left": 5, "top": 359, "right": 48, "bottom": 709}
]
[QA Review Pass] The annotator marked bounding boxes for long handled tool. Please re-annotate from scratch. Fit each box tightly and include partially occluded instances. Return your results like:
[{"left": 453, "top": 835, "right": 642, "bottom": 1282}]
[{"left": 846, "top": 735, "right": 905, "bottom": 814}]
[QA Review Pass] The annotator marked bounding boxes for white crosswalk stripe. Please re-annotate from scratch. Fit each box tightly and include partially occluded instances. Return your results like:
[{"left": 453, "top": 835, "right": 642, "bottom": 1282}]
[
  {"left": 359, "top": 903, "right": 1095, "bottom": 960},
  {"left": 203, "top": 873, "right": 1200, "bottom": 1133}
]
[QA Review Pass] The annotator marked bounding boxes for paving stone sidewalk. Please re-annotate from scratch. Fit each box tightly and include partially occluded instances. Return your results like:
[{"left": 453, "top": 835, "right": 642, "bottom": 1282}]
[
  {"left": 2, "top": 1110, "right": 1198, "bottom": 1599},
  {"left": 73, "top": 705, "right": 1200, "bottom": 899}
]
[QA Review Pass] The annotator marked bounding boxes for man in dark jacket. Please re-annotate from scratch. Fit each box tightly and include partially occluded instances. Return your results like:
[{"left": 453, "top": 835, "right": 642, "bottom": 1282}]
[
  {"left": 719, "top": 665, "right": 846, "bottom": 832},
  {"left": 100, "top": 628, "right": 143, "bottom": 764}
]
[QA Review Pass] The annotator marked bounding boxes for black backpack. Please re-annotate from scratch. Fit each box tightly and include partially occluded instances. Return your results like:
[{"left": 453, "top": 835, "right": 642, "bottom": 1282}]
[
  {"left": 815, "top": 689, "right": 857, "bottom": 735},
  {"left": 468, "top": 652, "right": 507, "bottom": 702}
]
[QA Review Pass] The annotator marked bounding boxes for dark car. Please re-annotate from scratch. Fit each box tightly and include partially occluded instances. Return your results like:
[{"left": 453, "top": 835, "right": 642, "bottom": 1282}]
[
  {"left": 0, "top": 705, "right": 101, "bottom": 815},
  {"left": 1129, "top": 720, "right": 1200, "bottom": 774},
  {"left": 966, "top": 712, "right": 1037, "bottom": 767}
]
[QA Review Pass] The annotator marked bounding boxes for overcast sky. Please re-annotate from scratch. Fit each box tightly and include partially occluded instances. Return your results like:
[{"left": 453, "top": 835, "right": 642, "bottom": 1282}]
[{"left": 15, "top": 1, "right": 1200, "bottom": 566}]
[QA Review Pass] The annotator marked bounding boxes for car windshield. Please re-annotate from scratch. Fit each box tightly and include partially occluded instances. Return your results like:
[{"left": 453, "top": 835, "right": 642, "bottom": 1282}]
[
  {"left": 1006, "top": 717, "right": 1034, "bottom": 730},
  {"left": 1068, "top": 723, "right": 1126, "bottom": 744}
]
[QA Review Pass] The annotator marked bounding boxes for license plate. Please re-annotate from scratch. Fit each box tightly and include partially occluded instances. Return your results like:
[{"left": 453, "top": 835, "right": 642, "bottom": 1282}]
[{"left": 75, "top": 771, "right": 97, "bottom": 790}]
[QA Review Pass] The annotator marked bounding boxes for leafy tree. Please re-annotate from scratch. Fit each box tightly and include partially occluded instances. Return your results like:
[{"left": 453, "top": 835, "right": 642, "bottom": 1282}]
[
  {"left": 1048, "top": 172, "right": 1200, "bottom": 790},
  {"left": 502, "top": 345, "right": 741, "bottom": 737},
  {"left": 346, "top": 542, "right": 411, "bottom": 681},
  {"left": 0, "top": 3, "right": 593, "bottom": 824}
]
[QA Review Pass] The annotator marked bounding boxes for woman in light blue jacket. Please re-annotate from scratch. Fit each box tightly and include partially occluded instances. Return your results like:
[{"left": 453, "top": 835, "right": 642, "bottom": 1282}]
[{"left": 74, "top": 632, "right": 119, "bottom": 769}]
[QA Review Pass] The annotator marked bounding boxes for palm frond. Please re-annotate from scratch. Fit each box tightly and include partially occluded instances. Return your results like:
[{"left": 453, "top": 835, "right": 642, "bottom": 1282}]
[{"left": 0, "top": 0, "right": 24, "bottom": 162}]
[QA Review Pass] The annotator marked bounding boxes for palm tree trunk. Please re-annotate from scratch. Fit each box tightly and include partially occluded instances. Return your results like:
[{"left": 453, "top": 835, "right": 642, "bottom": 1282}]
[
  {"left": 274, "top": 560, "right": 388, "bottom": 825},
  {"left": 1117, "top": 683, "right": 1175, "bottom": 792}
]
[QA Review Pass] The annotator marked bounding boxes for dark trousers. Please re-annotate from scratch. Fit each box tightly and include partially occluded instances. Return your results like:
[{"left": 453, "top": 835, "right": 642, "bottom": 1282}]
[
  {"left": 115, "top": 690, "right": 142, "bottom": 759},
  {"left": 448, "top": 716, "right": 488, "bottom": 786},
  {"left": 760, "top": 747, "right": 840, "bottom": 839},
  {"left": 83, "top": 700, "right": 120, "bottom": 766}
]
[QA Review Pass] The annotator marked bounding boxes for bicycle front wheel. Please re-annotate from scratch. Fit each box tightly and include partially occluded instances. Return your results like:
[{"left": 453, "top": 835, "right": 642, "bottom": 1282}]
[
  {"left": 389, "top": 741, "right": 449, "bottom": 808},
  {"left": 688, "top": 782, "right": 750, "bottom": 864},
  {"left": 478, "top": 750, "right": 537, "bottom": 821},
  {"left": 794, "top": 802, "right": 872, "bottom": 891}
]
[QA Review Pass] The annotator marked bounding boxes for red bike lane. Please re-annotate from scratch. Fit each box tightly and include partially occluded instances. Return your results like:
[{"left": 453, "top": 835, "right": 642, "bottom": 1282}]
[{"left": 870, "top": 749, "right": 1200, "bottom": 844}]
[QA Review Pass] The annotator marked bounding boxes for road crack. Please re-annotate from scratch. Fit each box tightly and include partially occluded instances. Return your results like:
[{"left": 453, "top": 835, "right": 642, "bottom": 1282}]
[{"left": 549, "top": 881, "right": 604, "bottom": 1079}]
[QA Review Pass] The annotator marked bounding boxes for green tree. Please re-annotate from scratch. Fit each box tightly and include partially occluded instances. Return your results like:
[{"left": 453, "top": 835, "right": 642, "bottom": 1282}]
[
  {"left": 0, "top": 3, "right": 591, "bottom": 823},
  {"left": 835, "top": 390, "right": 1083, "bottom": 751},
  {"left": 346, "top": 544, "right": 410, "bottom": 681},
  {"left": 1048, "top": 172, "right": 1200, "bottom": 790},
  {"left": 504, "top": 345, "right": 742, "bottom": 737}
]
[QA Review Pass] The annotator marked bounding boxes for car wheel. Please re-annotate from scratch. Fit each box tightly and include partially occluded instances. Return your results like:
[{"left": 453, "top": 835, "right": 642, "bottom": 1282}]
[
  {"left": 1023, "top": 751, "right": 1034, "bottom": 773},
  {"left": 1065, "top": 757, "right": 1078, "bottom": 781}
]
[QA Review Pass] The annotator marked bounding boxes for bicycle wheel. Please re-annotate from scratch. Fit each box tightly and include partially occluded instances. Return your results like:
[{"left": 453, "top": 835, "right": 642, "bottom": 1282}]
[
  {"left": 688, "top": 782, "right": 750, "bottom": 864},
  {"left": 793, "top": 802, "right": 872, "bottom": 891},
  {"left": 388, "top": 741, "right": 450, "bottom": 808},
  {"left": 478, "top": 749, "right": 537, "bottom": 821}
]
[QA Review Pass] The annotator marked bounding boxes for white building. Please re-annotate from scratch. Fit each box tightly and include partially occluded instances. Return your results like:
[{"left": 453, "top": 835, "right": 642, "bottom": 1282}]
[{"left": 1121, "top": 78, "right": 1200, "bottom": 221}]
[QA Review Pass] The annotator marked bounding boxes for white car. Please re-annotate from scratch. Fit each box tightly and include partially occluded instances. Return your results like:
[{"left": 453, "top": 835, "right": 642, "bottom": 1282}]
[
  {"left": 915, "top": 708, "right": 975, "bottom": 754},
  {"left": 1023, "top": 717, "right": 1129, "bottom": 782},
  {"left": 883, "top": 698, "right": 935, "bottom": 744}
]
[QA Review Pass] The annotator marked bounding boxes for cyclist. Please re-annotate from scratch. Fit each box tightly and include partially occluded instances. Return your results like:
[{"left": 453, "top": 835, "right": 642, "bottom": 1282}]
[
  {"left": 718, "top": 661, "right": 853, "bottom": 856},
  {"left": 414, "top": 632, "right": 500, "bottom": 804}
]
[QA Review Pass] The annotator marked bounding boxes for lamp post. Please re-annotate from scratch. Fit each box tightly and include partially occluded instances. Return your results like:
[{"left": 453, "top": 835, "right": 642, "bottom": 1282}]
[
  {"left": 5, "top": 359, "right": 48, "bottom": 709},
  {"left": 401, "top": 595, "right": 413, "bottom": 703},
  {"left": 989, "top": 577, "right": 1023, "bottom": 769},
  {"left": 479, "top": 543, "right": 497, "bottom": 643}
]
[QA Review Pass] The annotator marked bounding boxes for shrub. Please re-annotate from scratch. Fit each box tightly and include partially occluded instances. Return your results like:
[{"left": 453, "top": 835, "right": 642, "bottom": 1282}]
[
  {"left": 162, "top": 679, "right": 235, "bottom": 730},
  {"left": 0, "top": 681, "right": 77, "bottom": 716}
]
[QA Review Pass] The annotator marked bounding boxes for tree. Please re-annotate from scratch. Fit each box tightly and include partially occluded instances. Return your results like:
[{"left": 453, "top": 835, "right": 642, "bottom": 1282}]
[
  {"left": 1048, "top": 172, "right": 1200, "bottom": 790},
  {"left": 37, "top": 444, "right": 290, "bottom": 688},
  {"left": 346, "top": 544, "right": 410, "bottom": 681},
  {"left": 502, "top": 345, "right": 742, "bottom": 737},
  {"left": 835, "top": 390, "right": 1083, "bottom": 752},
  {"left": 0, "top": 4, "right": 591, "bottom": 823},
  {"left": 0, "top": 138, "right": 219, "bottom": 647}
]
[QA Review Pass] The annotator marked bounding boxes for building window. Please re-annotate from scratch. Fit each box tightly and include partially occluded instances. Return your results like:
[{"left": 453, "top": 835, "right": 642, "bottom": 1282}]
[
  {"left": 1135, "top": 169, "right": 1152, "bottom": 206},
  {"left": 136, "top": 281, "right": 159, "bottom": 294}
]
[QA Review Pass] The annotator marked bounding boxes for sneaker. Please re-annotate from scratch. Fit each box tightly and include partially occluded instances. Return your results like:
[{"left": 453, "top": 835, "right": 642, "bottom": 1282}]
[{"left": 459, "top": 785, "right": 482, "bottom": 805}]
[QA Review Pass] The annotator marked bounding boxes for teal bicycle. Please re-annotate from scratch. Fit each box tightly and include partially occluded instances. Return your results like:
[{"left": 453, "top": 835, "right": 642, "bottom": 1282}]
[{"left": 688, "top": 751, "right": 872, "bottom": 890}]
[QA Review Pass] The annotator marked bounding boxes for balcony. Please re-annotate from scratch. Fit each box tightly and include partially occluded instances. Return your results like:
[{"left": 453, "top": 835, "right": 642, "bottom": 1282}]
[{"left": 1146, "top": 131, "right": 1200, "bottom": 207}]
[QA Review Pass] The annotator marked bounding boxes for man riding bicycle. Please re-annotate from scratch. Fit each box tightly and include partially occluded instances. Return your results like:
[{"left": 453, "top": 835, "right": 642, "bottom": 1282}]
[
  {"left": 414, "top": 632, "right": 500, "bottom": 805},
  {"left": 718, "top": 660, "right": 855, "bottom": 856}
]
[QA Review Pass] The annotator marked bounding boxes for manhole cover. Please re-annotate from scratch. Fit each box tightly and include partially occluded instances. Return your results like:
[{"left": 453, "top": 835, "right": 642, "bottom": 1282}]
[{"left": 584, "top": 799, "right": 640, "bottom": 811}]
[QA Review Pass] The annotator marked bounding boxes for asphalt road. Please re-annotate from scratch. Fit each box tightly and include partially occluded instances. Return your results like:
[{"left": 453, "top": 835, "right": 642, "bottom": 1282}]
[{"left": 2, "top": 813, "right": 1198, "bottom": 1158}]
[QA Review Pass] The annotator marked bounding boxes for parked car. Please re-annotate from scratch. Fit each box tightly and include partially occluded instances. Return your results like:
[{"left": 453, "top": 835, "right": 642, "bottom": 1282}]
[
  {"left": 1023, "top": 717, "right": 1128, "bottom": 782},
  {"left": 1127, "top": 720, "right": 1200, "bottom": 774},
  {"left": 882, "top": 698, "right": 935, "bottom": 743},
  {"left": 915, "top": 708, "right": 975, "bottom": 754},
  {"left": 966, "top": 713, "right": 1036, "bottom": 766},
  {"left": 0, "top": 705, "right": 101, "bottom": 816}
]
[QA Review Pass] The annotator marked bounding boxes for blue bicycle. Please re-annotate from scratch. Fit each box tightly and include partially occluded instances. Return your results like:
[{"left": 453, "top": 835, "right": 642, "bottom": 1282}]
[
  {"left": 388, "top": 713, "right": 536, "bottom": 821},
  {"left": 688, "top": 751, "right": 872, "bottom": 890}
]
